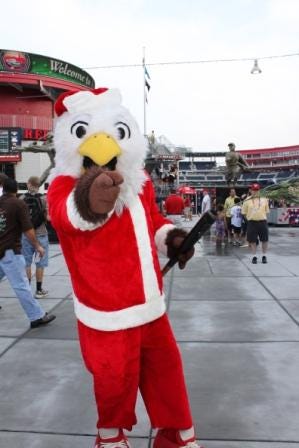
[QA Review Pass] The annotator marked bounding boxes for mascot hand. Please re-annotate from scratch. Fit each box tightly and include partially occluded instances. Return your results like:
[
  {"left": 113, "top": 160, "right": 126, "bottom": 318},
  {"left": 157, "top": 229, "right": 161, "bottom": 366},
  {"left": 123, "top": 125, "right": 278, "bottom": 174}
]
[
  {"left": 74, "top": 166, "right": 123, "bottom": 223},
  {"left": 89, "top": 170, "right": 123, "bottom": 214},
  {"left": 165, "top": 228, "right": 195, "bottom": 269}
]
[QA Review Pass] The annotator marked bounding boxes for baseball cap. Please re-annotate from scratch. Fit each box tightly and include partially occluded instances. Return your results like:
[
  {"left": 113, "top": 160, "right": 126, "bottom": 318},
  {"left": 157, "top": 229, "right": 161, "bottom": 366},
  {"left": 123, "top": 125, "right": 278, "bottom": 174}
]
[{"left": 250, "top": 183, "right": 260, "bottom": 191}]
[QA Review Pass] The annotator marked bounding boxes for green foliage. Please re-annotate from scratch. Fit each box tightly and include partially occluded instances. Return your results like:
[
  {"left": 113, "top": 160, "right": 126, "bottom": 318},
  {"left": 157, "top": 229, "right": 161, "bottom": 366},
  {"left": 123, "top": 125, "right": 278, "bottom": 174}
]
[{"left": 261, "top": 177, "right": 299, "bottom": 204}]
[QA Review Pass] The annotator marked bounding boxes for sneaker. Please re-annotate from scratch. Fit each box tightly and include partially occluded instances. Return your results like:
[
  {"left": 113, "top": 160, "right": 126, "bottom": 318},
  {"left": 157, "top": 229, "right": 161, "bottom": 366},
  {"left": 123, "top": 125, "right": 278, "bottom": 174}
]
[
  {"left": 252, "top": 256, "right": 257, "bottom": 264},
  {"left": 153, "top": 429, "right": 205, "bottom": 448},
  {"left": 30, "top": 312, "right": 56, "bottom": 328},
  {"left": 262, "top": 255, "right": 267, "bottom": 264},
  {"left": 35, "top": 289, "right": 49, "bottom": 299},
  {"left": 94, "top": 429, "right": 131, "bottom": 448},
  {"left": 240, "top": 243, "right": 249, "bottom": 248}
]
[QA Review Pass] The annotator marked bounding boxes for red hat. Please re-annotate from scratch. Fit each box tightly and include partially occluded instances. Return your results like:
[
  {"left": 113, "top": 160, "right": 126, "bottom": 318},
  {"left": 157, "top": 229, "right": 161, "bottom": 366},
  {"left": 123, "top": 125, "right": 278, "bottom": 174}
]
[
  {"left": 54, "top": 87, "right": 108, "bottom": 117},
  {"left": 250, "top": 183, "right": 260, "bottom": 191}
]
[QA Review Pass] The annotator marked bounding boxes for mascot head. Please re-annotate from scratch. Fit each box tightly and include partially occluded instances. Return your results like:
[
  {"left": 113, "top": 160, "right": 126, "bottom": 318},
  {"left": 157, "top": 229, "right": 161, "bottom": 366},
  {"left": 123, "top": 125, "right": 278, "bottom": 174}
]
[{"left": 51, "top": 88, "right": 148, "bottom": 212}]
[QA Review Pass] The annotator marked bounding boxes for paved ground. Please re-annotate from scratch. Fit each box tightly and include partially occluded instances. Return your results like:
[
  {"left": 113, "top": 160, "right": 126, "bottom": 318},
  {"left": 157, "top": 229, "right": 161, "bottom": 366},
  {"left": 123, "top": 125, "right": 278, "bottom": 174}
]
[{"left": 1, "top": 225, "right": 299, "bottom": 448}]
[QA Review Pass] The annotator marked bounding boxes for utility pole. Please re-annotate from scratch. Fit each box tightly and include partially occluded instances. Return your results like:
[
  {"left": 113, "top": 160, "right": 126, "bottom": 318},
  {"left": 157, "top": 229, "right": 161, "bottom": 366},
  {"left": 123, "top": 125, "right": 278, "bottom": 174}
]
[{"left": 142, "top": 46, "right": 147, "bottom": 137}]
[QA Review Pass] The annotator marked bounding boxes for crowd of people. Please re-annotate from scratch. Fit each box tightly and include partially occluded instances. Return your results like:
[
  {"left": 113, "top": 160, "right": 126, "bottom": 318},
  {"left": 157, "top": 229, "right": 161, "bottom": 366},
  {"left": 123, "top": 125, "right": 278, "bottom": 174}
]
[
  {"left": 163, "top": 184, "right": 270, "bottom": 264},
  {"left": 216, "top": 185, "right": 269, "bottom": 263}
]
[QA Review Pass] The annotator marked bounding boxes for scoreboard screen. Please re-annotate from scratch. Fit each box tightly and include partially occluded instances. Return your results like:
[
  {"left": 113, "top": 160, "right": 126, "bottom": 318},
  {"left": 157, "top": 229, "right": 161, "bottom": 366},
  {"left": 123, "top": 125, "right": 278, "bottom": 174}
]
[{"left": 0, "top": 128, "right": 22, "bottom": 153}]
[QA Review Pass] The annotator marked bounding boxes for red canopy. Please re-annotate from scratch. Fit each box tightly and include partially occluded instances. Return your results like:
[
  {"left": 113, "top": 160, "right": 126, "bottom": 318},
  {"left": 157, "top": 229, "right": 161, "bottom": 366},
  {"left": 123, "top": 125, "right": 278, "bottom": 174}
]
[{"left": 177, "top": 186, "right": 196, "bottom": 194}]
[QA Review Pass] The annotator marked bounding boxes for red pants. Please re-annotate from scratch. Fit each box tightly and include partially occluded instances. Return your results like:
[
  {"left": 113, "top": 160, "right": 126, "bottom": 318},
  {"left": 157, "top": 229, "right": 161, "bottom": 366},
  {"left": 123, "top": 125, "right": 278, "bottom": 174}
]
[{"left": 78, "top": 314, "right": 193, "bottom": 430}]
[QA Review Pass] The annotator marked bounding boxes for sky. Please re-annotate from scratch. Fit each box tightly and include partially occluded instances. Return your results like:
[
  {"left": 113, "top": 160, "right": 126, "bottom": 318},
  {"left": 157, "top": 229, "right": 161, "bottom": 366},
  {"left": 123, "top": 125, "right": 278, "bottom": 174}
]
[{"left": 1, "top": 0, "right": 299, "bottom": 152}]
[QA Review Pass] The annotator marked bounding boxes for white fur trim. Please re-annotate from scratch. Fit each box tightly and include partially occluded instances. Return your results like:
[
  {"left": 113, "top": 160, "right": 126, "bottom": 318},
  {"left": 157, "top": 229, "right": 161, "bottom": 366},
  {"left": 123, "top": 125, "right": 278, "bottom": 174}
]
[
  {"left": 155, "top": 223, "right": 175, "bottom": 256},
  {"left": 73, "top": 293, "right": 166, "bottom": 331},
  {"left": 129, "top": 197, "right": 161, "bottom": 301},
  {"left": 63, "top": 89, "right": 121, "bottom": 115},
  {"left": 66, "top": 191, "right": 114, "bottom": 231}
]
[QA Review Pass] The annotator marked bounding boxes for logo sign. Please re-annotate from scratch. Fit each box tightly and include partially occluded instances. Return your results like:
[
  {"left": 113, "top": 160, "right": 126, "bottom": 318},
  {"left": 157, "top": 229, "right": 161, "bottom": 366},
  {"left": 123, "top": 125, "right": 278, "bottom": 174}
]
[
  {"left": 0, "top": 49, "right": 95, "bottom": 88},
  {"left": 0, "top": 50, "right": 30, "bottom": 72}
]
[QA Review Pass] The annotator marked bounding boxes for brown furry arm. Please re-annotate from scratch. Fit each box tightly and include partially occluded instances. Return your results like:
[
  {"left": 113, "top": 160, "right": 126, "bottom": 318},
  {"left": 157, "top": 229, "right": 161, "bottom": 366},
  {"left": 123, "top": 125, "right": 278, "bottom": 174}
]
[
  {"left": 74, "top": 167, "right": 124, "bottom": 224},
  {"left": 165, "top": 228, "right": 195, "bottom": 269},
  {"left": 74, "top": 167, "right": 107, "bottom": 224}
]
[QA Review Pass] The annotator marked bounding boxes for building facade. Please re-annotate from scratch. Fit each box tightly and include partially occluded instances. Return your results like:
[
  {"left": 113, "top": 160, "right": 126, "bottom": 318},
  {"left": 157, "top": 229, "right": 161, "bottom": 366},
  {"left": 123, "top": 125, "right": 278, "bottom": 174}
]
[
  {"left": 0, "top": 49, "right": 95, "bottom": 188},
  {"left": 239, "top": 145, "right": 299, "bottom": 171}
]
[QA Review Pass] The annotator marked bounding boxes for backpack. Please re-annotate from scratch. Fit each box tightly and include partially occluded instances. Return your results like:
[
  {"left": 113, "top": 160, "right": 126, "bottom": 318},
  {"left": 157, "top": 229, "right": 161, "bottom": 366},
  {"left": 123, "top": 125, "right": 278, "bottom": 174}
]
[{"left": 23, "top": 193, "right": 45, "bottom": 229}]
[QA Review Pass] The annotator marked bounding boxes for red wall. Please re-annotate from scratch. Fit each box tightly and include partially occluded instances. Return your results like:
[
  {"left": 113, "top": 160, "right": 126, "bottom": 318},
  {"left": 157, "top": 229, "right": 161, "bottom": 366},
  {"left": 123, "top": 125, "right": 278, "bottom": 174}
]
[{"left": 0, "top": 86, "right": 52, "bottom": 116}]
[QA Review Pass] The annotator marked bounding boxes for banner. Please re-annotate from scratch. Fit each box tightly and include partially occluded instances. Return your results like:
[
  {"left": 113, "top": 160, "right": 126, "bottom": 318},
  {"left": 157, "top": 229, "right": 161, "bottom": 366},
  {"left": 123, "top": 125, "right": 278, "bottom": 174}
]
[{"left": 0, "top": 49, "right": 95, "bottom": 89}]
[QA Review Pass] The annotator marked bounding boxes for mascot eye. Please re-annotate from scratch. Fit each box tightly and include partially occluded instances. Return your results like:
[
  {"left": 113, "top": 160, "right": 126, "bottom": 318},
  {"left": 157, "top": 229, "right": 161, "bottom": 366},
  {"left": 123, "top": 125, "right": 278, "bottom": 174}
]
[
  {"left": 71, "top": 121, "right": 88, "bottom": 139},
  {"left": 116, "top": 121, "right": 131, "bottom": 140}
]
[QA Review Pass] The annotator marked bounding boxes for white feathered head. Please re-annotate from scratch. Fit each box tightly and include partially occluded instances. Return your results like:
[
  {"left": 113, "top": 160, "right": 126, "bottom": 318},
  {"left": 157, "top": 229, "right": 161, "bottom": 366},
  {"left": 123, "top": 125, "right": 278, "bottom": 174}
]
[{"left": 51, "top": 88, "right": 148, "bottom": 211}]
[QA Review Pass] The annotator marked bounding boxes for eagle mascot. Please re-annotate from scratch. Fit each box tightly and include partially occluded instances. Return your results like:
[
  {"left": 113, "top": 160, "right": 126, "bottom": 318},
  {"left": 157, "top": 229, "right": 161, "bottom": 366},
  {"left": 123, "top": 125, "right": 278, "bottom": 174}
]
[{"left": 48, "top": 87, "right": 204, "bottom": 448}]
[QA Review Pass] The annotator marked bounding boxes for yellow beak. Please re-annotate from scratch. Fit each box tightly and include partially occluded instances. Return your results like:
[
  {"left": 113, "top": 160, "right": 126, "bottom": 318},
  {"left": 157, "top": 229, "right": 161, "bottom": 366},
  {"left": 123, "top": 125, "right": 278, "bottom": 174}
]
[{"left": 79, "top": 132, "right": 122, "bottom": 166}]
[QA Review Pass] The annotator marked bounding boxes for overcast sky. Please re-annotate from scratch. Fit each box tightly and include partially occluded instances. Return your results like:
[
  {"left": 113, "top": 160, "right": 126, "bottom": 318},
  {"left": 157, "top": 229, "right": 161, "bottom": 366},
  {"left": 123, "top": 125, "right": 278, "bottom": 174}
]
[{"left": 1, "top": 0, "right": 299, "bottom": 151}]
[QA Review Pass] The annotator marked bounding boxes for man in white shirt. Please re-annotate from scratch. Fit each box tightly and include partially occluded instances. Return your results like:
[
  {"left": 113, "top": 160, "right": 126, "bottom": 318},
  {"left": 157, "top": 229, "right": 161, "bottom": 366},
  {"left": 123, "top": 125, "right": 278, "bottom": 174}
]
[{"left": 201, "top": 190, "right": 211, "bottom": 214}]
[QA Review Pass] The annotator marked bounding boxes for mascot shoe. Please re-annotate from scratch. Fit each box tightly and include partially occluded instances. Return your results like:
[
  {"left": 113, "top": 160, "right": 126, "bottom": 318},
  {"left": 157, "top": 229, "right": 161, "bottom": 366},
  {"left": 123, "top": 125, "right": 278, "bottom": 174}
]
[
  {"left": 153, "top": 429, "right": 205, "bottom": 448},
  {"left": 94, "top": 429, "right": 131, "bottom": 448}
]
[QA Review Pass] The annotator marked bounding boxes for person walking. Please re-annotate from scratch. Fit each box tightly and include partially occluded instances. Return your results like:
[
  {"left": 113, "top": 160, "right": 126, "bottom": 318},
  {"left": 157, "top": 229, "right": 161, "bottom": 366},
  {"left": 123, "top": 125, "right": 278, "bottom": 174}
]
[
  {"left": 183, "top": 195, "right": 192, "bottom": 221},
  {"left": 224, "top": 188, "right": 237, "bottom": 243},
  {"left": 0, "top": 177, "right": 56, "bottom": 328},
  {"left": 241, "top": 183, "right": 270, "bottom": 264},
  {"left": 21, "top": 176, "right": 49, "bottom": 298}
]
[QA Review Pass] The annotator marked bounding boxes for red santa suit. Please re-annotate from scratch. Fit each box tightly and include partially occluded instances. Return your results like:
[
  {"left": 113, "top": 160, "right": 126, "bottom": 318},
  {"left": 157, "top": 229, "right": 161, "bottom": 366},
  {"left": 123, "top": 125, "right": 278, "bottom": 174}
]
[{"left": 48, "top": 174, "right": 193, "bottom": 430}]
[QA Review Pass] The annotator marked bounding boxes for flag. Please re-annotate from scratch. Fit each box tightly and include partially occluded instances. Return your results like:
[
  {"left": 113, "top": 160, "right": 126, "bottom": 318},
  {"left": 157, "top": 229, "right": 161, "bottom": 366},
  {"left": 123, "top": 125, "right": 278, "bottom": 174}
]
[
  {"left": 144, "top": 65, "right": 151, "bottom": 103},
  {"left": 144, "top": 65, "right": 151, "bottom": 80}
]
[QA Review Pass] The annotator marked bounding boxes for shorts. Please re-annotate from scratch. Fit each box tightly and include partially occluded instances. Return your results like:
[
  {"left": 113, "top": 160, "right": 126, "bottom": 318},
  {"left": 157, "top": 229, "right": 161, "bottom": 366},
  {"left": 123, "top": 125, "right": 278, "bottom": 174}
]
[
  {"left": 226, "top": 217, "right": 232, "bottom": 232},
  {"left": 21, "top": 234, "right": 49, "bottom": 268},
  {"left": 231, "top": 225, "right": 241, "bottom": 234},
  {"left": 246, "top": 220, "right": 268, "bottom": 243}
]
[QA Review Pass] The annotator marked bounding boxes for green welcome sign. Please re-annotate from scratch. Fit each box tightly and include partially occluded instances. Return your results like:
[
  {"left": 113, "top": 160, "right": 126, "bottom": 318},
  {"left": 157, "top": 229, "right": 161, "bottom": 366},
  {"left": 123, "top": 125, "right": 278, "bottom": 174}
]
[{"left": 0, "top": 49, "right": 95, "bottom": 89}]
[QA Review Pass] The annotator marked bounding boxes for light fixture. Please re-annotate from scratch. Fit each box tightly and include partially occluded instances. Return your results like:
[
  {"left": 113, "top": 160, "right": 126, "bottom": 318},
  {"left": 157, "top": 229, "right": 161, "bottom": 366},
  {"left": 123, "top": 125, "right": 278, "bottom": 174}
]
[{"left": 251, "top": 59, "right": 262, "bottom": 74}]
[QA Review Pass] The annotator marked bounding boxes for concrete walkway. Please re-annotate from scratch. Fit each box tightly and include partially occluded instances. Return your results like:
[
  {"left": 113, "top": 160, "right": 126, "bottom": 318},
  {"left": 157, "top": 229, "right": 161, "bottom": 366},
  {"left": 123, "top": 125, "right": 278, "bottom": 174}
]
[{"left": 0, "top": 225, "right": 299, "bottom": 448}]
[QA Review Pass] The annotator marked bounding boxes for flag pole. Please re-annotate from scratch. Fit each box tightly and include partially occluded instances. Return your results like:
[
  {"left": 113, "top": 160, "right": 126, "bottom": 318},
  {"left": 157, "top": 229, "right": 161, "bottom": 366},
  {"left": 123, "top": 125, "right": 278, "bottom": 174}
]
[{"left": 142, "top": 46, "right": 146, "bottom": 137}]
